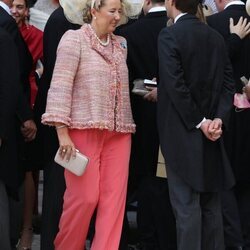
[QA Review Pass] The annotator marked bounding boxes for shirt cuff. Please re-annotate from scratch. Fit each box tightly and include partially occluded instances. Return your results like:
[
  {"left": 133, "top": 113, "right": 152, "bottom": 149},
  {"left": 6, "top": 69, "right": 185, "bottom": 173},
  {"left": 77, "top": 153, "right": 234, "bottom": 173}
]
[{"left": 196, "top": 117, "right": 206, "bottom": 129}]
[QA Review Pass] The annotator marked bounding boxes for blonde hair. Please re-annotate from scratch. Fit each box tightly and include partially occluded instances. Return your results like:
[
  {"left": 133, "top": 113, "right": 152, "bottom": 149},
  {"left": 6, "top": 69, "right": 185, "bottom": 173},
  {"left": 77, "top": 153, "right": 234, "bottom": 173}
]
[
  {"left": 196, "top": 3, "right": 206, "bottom": 23},
  {"left": 82, "top": 0, "right": 142, "bottom": 24},
  {"left": 59, "top": 0, "right": 143, "bottom": 25}
]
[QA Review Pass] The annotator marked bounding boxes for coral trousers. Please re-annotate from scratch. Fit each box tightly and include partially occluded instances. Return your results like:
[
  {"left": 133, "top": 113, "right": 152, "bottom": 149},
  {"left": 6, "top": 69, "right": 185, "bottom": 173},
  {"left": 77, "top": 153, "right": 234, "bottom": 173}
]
[{"left": 54, "top": 129, "right": 131, "bottom": 250}]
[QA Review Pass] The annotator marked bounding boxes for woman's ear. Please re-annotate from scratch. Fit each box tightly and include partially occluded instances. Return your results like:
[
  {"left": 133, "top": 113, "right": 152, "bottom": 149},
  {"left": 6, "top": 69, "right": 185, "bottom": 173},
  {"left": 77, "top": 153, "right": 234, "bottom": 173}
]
[{"left": 91, "top": 8, "right": 97, "bottom": 19}]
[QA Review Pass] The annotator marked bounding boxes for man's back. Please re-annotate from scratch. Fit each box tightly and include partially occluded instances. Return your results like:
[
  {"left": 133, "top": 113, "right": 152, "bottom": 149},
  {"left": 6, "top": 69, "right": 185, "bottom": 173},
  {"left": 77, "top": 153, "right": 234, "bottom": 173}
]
[{"left": 158, "top": 14, "right": 234, "bottom": 192}]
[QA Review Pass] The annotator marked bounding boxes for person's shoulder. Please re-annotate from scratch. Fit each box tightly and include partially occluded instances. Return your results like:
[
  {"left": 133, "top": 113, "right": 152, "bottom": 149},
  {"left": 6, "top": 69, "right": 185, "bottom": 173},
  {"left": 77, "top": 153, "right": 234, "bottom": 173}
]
[
  {"left": 113, "top": 34, "right": 127, "bottom": 50},
  {"left": 58, "top": 28, "right": 84, "bottom": 49},
  {"left": 0, "top": 26, "right": 10, "bottom": 40},
  {"left": 118, "top": 17, "right": 146, "bottom": 35},
  {"left": 0, "top": 6, "right": 9, "bottom": 17},
  {"left": 29, "top": 25, "right": 43, "bottom": 36},
  {"left": 202, "top": 22, "right": 225, "bottom": 46},
  {"left": 158, "top": 26, "right": 177, "bottom": 45},
  {"left": 208, "top": 10, "right": 233, "bottom": 26},
  {"left": 46, "top": 7, "right": 64, "bottom": 23},
  {"left": 45, "top": 7, "right": 81, "bottom": 32},
  {"left": 114, "top": 34, "right": 126, "bottom": 43},
  {"left": 61, "top": 28, "right": 82, "bottom": 40},
  {"left": 0, "top": 7, "right": 15, "bottom": 25},
  {"left": 0, "top": 26, "right": 15, "bottom": 48}
]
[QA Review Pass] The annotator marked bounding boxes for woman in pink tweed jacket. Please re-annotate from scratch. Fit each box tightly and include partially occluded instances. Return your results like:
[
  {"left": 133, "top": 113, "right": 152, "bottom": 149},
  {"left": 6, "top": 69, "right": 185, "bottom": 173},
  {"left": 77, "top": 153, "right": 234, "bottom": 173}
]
[{"left": 41, "top": 0, "right": 139, "bottom": 248}]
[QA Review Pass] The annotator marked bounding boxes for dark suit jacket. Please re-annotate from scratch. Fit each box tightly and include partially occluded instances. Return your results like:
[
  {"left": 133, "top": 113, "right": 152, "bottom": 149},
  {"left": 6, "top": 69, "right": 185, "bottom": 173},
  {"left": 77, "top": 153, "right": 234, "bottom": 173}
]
[
  {"left": 0, "top": 7, "right": 33, "bottom": 191},
  {"left": 207, "top": 5, "right": 250, "bottom": 93},
  {"left": 118, "top": 11, "right": 167, "bottom": 177},
  {"left": 207, "top": 5, "right": 250, "bottom": 181},
  {"left": 0, "top": 27, "right": 21, "bottom": 189},
  {"left": 0, "top": 6, "right": 32, "bottom": 123},
  {"left": 34, "top": 7, "right": 81, "bottom": 162},
  {"left": 158, "top": 14, "right": 235, "bottom": 192}
]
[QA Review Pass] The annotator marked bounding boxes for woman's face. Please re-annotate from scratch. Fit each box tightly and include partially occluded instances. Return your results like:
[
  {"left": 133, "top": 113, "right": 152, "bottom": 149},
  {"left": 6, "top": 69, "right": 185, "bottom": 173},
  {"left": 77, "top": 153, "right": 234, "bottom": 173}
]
[
  {"left": 11, "top": 0, "right": 28, "bottom": 27},
  {"left": 92, "top": 0, "right": 122, "bottom": 34}
]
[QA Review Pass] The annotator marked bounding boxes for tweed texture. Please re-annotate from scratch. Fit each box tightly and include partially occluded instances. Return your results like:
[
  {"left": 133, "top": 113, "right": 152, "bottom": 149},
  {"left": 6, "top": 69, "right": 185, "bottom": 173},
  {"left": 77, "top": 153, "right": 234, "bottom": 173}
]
[{"left": 42, "top": 24, "right": 135, "bottom": 133}]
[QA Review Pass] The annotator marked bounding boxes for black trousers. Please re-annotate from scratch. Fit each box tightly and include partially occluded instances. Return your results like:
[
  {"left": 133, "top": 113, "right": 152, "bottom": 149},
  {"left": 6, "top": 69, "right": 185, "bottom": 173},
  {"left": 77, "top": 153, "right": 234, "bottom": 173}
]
[
  {"left": 167, "top": 166, "right": 224, "bottom": 250},
  {"left": 137, "top": 176, "right": 177, "bottom": 250},
  {"left": 221, "top": 188, "right": 243, "bottom": 248},
  {"left": 41, "top": 161, "right": 65, "bottom": 250},
  {"left": 235, "top": 181, "right": 250, "bottom": 250}
]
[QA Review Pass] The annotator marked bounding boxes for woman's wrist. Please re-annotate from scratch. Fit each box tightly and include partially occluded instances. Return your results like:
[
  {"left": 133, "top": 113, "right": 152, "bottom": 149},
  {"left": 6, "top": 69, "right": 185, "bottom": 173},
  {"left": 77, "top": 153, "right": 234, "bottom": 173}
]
[{"left": 55, "top": 124, "right": 68, "bottom": 130}]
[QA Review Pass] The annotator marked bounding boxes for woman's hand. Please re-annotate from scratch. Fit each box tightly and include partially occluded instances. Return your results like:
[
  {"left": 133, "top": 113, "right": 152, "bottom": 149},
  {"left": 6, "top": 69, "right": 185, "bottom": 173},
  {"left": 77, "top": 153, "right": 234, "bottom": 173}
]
[
  {"left": 229, "top": 17, "right": 250, "bottom": 39},
  {"left": 243, "top": 83, "right": 250, "bottom": 100},
  {"left": 56, "top": 126, "right": 76, "bottom": 161}
]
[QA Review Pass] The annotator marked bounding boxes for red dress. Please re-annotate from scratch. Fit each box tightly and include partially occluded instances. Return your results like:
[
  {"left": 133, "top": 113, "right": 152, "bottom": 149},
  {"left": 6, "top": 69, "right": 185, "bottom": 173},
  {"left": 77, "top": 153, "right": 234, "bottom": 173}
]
[{"left": 20, "top": 23, "right": 43, "bottom": 107}]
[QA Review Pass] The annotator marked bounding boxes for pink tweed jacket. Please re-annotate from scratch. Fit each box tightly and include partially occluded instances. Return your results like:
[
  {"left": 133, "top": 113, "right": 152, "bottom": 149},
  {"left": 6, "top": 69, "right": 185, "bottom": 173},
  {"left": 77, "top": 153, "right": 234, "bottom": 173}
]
[{"left": 42, "top": 24, "right": 135, "bottom": 133}]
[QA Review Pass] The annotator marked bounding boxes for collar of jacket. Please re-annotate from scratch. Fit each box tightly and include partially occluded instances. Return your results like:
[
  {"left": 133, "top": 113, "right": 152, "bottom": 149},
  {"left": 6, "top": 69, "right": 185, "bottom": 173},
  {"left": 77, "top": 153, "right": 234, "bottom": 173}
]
[{"left": 175, "top": 13, "right": 198, "bottom": 23}]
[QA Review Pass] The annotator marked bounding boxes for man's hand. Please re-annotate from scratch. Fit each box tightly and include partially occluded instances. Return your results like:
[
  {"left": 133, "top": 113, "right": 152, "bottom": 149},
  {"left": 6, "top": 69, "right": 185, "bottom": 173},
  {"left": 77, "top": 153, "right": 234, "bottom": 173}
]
[
  {"left": 229, "top": 17, "right": 250, "bottom": 39},
  {"left": 200, "top": 119, "right": 213, "bottom": 140},
  {"left": 207, "top": 118, "right": 223, "bottom": 141},
  {"left": 200, "top": 118, "right": 223, "bottom": 141},
  {"left": 144, "top": 87, "right": 157, "bottom": 102},
  {"left": 21, "top": 120, "right": 37, "bottom": 142}
]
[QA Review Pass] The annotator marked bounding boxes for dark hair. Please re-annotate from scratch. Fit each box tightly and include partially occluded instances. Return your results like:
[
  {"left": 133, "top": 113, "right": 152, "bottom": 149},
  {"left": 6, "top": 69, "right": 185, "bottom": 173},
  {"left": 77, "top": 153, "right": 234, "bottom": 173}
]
[
  {"left": 25, "top": 0, "right": 37, "bottom": 8},
  {"left": 174, "top": 0, "right": 200, "bottom": 15}
]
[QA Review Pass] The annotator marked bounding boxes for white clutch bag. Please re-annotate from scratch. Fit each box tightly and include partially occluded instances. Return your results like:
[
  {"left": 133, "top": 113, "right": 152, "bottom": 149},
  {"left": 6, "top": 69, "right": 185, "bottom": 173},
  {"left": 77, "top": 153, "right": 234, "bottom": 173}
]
[{"left": 54, "top": 149, "right": 89, "bottom": 176}]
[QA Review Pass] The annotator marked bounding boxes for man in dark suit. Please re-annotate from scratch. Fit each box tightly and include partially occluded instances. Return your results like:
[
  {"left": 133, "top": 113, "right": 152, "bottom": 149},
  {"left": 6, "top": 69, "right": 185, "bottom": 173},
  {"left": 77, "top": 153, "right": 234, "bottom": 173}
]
[
  {"left": 207, "top": 1, "right": 250, "bottom": 249},
  {"left": 33, "top": 6, "right": 80, "bottom": 250},
  {"left": 0, "top": 0, "right": 35, "bottom": 136},
  {"left": 118, "top": 2, "right": 176, "bottom": 249},
  {"left": 0, "top": 26, "right": 21, "bottom": 250},
  {"left": 158, "top": 0, "right": 235, "bottom": 249},
  {"left": 0, "top": 0, "right": 36, "bottom": 247}
]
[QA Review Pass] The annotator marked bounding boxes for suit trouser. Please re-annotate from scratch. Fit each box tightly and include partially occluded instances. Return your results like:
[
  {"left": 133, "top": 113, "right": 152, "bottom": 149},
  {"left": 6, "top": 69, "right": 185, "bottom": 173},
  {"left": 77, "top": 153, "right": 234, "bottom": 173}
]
[
  {"left": 137, "top": 176, "right": 177, "bottom": 250},
  {"left": 235, "top": 181, "right": 250, "bottom": 250},
  {"left": 0, "top": 181, "right": 23, "bottom": 250},
  {"left": 221, "top": 188, "right": 243, "bottom": 248},
  {"left": 54, "top": 129, "right": 131, "bottom": 250},
  {"left": 167, "top": 166, "right": 224, "bottom": 250},
  {"left": 0, "top": 180, "right": 11, "bottom": 250},
  {"left": 41, "top": 160, "right": 65, "bottom": 250}
]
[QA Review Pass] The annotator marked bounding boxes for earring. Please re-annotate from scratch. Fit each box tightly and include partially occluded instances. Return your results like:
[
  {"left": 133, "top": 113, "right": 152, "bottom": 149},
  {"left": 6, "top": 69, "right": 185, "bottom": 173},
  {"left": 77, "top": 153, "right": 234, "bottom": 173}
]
[{"left": 93, "top": 16, "right": 97, "bottom": 20}]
